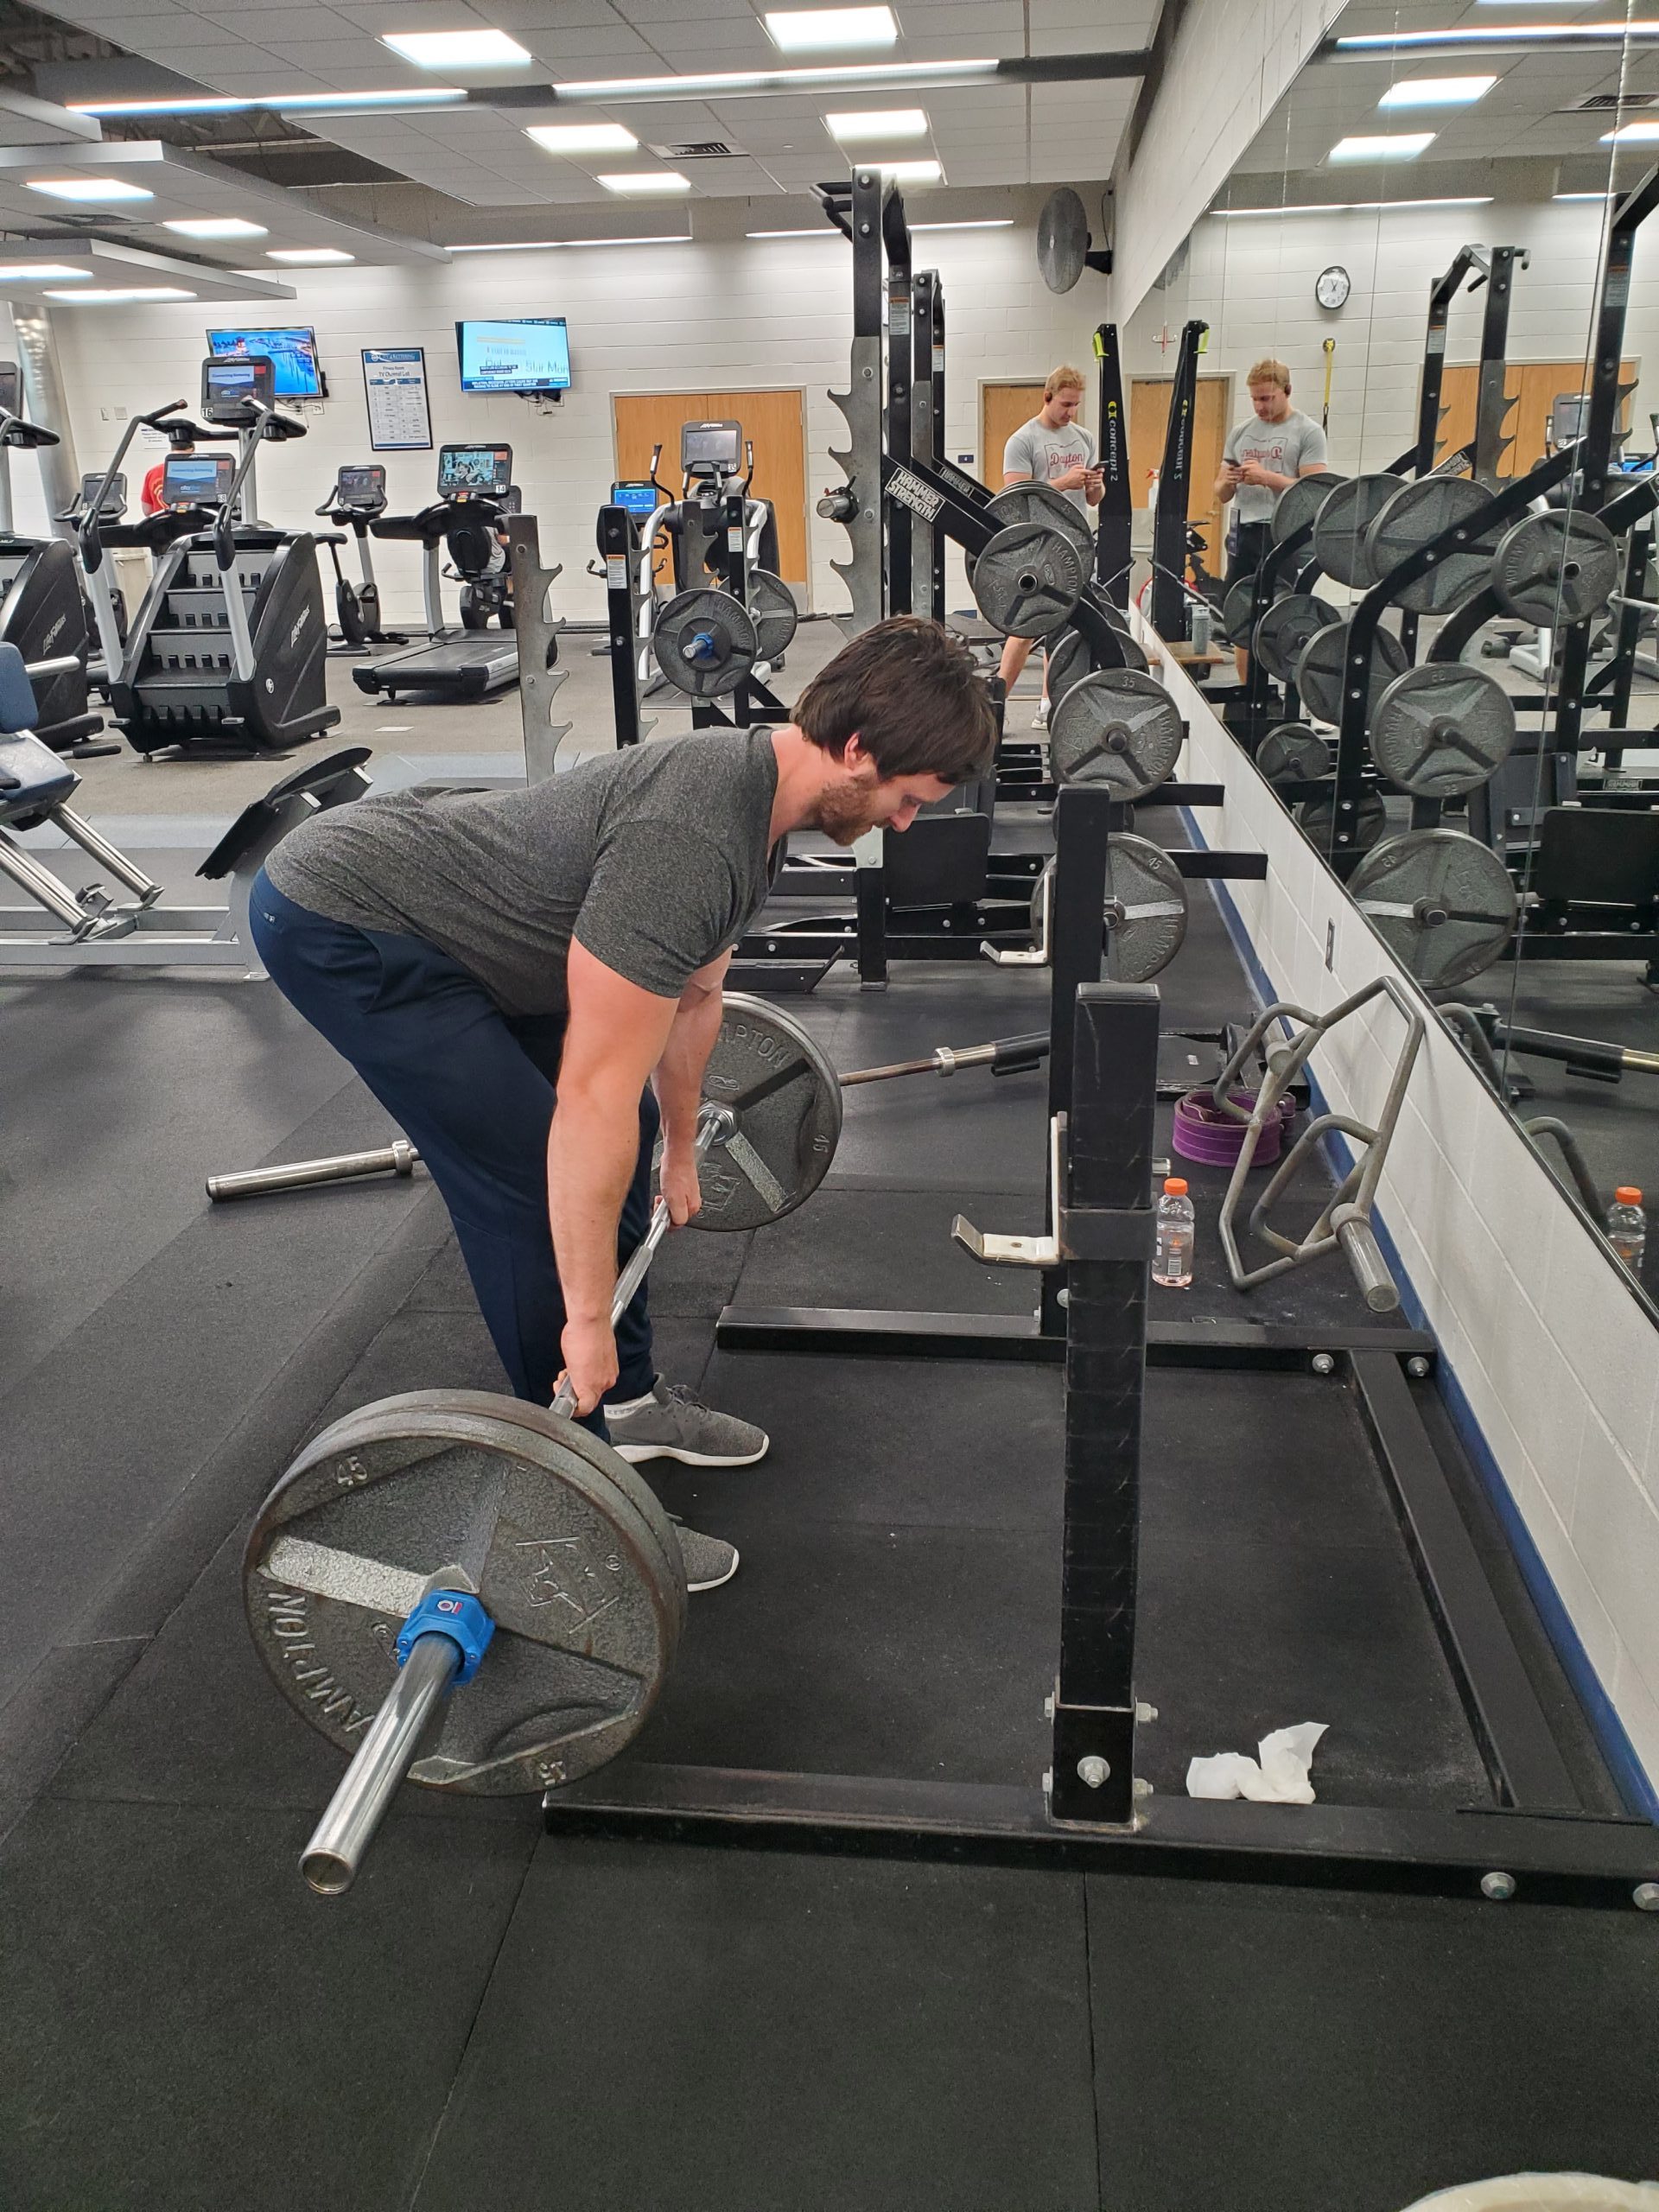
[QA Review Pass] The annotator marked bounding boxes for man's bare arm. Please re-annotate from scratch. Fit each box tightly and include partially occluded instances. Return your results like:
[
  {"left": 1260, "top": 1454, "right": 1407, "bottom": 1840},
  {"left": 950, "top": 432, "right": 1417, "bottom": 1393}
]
[
  {"left": 549, "top": 940, "right": 681, "bottom": 1408},
  {"left": 654, "top": 949, "right": 733, "bottom": 1223}
]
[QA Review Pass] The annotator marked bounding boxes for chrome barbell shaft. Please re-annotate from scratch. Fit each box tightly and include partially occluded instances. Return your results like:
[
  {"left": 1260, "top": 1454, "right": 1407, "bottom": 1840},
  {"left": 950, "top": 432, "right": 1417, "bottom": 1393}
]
[
  {"left": 207, "top": 1140, "right": 421, "bottom": 1202},
  {"left": 300, "top": 1630, "right": 461, "bottom": 1897}
]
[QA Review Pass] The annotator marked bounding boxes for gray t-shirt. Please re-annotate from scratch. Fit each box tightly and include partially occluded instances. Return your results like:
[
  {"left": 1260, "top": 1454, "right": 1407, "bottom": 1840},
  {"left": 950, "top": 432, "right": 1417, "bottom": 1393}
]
[
  {"left": 1003, "top": 415, "right": 1097, "bottom": 515},
  {"left": 265, "top": 728, "right": 778, "bottom": 1017},
  {"left": 1224, "top": 407, "right": 1329, "bottom": 525}
]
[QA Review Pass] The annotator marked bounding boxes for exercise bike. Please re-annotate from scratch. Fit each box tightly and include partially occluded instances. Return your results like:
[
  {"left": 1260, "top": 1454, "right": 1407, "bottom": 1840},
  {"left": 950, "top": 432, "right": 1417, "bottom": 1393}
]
[
  {"left": 0, "top": 363, "right": 108, "bottom": 758},
  {"left": 315, "top": 464, "right": 405, "bottom": 654}
]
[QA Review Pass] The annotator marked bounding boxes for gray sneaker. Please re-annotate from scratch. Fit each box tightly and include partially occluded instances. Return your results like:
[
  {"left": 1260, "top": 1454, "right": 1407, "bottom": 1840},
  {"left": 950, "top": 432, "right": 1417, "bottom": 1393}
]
[
  {"left": 606, "top": 1378, "right": 769, "bottom": 1468},
  {"left": 671, "top": 1520, "right": 740, "bottom": 1592}
]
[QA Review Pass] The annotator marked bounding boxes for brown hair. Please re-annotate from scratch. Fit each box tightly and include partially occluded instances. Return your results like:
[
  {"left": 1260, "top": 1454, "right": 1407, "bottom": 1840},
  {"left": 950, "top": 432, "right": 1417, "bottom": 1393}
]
[
  {"left": 794, "top": 616, "right": 997, "bottom": 784},
  {"left": 1247, "top": 358, "right": 1291, "bottom": 392},
  {"left": 1045, "top": 364, "right": 1087, "bottom": 398}
]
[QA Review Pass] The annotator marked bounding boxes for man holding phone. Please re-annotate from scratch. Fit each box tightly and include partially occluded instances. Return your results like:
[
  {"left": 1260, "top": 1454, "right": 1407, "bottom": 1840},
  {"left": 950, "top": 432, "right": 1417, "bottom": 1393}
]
[
  {"left": 997, "top": 365, "right": 1104, "bottom": 728},
  {"left": 1216, "top": 358, "right": 1329, "bottom": 680}
]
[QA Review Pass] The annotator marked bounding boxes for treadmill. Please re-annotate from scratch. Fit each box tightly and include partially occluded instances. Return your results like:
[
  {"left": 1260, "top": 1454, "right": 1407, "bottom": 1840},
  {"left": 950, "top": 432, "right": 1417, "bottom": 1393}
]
[{"left": 352, "top": 442, "right": 519, "bottom": 702}]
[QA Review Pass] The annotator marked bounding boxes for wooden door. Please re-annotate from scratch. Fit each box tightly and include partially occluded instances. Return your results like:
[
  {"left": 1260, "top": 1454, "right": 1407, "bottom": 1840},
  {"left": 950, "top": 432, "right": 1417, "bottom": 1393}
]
[
  {"left": 982, "top": 381, "right": 1047, "bottom": 484},
  {"left": 1433, "top": 359, "right": 1636, "bottom": 476},
  {"left": 612, "top": 388, "right": 809, "bottom": 587},
  {"left": 1128, "top": 374, "right": 1231, "bottom": 562}
]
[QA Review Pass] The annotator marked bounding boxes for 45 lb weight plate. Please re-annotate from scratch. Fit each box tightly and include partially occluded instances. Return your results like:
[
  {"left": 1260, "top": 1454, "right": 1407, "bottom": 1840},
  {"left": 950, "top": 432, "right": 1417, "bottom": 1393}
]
[
  {"left": 1049, "top": 670, "right": 1185, "bottom": 796},
  {"left": 1363, "top": 476, "right": 1501, "bottom": 613},
  {"left": 1256, "top": 722, "right": 1330, "bottom": 786},
  {"left": 970, "top": 521, "right": 1083, "bottom": 640},
  {"left": 1272, "top": 470, "right": 1344, "bottom": 546},
  {"left": 1369, "top": 663, "right": 1516, "bottom": 798},
  {"left": 694, "top": 993, "right": 842, "bottom": 1230},
  {"left": 1027, "top": 835, "right": 1190, "bottom": 982},
  {"left": 1253, "top": 592, "right": 1338, "bottom": 685},
  {"left": 1491, "top": 510, "right": 1619, "bottom": 626},
  {"left": 746, "top": 568, "right": 798, "bottom": 662},
  {"left": 1347, "top": 828, "right": 1518, "bottom": 988},
  {"left": 987, "top": 481, "right": 1096, "bottom": 565},
  {"left": 1312, "top": 473, "right": 1403, "bottom": 590}
]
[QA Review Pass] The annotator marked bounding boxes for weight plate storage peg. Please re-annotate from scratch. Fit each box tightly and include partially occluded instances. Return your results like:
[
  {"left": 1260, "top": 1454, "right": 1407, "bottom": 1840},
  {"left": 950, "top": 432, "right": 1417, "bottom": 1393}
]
[
  {"left": 1252, "top": 591, "right": 1339, "bottom": 685},
  {"left": 986, "top": 481, "right": 1096, "bottom": 564},
  {"left": 653, "top": 588, "right": 760, "bottom": 698},
  {"left": 1311, "top": 473, "right": 1404, "bottom": 590},
  {"left": 746, "top": 568, "right": 798, "bottom": 663},
  {"left": 1256, "top": 722, "right": 1331, "bottom": 787},
  {"left": 970, "top": 521, "right": 1084, "bottom": 640},
  {"left": 1049, "top": 670, "right": 1185, "bottom": 797},
  {"left": 244, "top": 1389, "right": 686, "bottom": 1800},
  {"left": 1363, "top": 476, "right": 1501, "bottom": 613},
  {"left": 1027, "top": 837, "right": 1190, "bottom": 982},
  {"left": 1295, "top": 618, "right": 1409, "bottom": 729},
  {"left": 1271, "top": 469, "right": 1346, "bottom": 547},
  {"left": 693, "top": 993, "right": 843, "bottom": 1230},
  {"left": 1491, "top": 508, "right": 1620, "bottom": 626},
  {"left": 1347, "top": 828, "right": 1519, "bottom": 988},
  {"left": 1369, "top": 663, "right": 1517, "bottom": 798}
]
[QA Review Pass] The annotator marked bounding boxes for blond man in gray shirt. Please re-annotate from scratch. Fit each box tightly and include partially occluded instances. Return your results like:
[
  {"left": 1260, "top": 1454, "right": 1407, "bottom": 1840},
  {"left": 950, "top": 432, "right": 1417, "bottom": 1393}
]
[{"left": 998, "top": 365, "right": 1103, "bottom": 727}]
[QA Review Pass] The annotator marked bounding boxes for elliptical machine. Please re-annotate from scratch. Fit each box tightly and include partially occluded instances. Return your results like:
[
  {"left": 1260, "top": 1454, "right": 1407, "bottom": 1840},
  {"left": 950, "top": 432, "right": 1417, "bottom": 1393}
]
[
  {"left": 86, "top": 358, "right": 340, "bottom": 758},
  {"left": 314, "top": 464, "right": 404, "bottom": 654},
  {"left": 0, "top": 363, "right": 108, "bottom": 758},
  {"left": 657, "top": 420, "right": 781, "bottom": 590}
]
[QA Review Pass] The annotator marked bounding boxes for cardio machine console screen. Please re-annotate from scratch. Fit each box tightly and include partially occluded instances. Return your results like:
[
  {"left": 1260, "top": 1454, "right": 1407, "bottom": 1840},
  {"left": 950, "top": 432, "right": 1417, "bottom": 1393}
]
[
  {"left": 202, "top": 355, "right": 276, "bottom": 418},
  {"left": 612, "top": 480, "right": 661, "bottom": 519},
  {"left": 437, "top": 444, "right": 512, "bottom": 499},
  {"left": 455, "top": 317, "right": 570, "bottom": 394},
  {"left": 207, "top": 326, "right": 323, "bottom": 399},
  {"left": 682, "top": 421, "right": 741, "bottom": 474},
  {"left": 335, "top": 463, "right": 386, "bottom": 510},
  {"left": 163, "top": 454, "right": 235, "bottom": 510}
]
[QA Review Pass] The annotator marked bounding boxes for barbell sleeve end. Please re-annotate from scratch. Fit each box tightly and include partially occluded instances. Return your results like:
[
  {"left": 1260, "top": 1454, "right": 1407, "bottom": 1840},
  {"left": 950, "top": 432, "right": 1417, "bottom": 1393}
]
[{"left": 299, "top": 1630, "right": 461, "bottom": 1897}]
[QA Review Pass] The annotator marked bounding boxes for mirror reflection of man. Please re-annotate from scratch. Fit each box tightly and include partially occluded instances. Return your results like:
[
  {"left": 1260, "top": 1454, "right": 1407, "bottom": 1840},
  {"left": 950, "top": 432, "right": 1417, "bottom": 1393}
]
[
  {"left": 1216, "top": 359, "right": 1329, "bottom": 682},
  {"left": 997, "top": 365, "right": 1104, "bottom": 728}
]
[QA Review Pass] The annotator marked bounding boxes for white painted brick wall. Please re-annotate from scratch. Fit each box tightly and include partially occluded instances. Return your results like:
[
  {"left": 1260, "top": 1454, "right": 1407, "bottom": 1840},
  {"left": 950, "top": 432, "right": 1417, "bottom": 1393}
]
[
  {"left": 42, "top": 220, "right": 1104, "bottom": 626},
  {"left": 1145, "top": 629, "right": 1659, "bottom": 1804}
]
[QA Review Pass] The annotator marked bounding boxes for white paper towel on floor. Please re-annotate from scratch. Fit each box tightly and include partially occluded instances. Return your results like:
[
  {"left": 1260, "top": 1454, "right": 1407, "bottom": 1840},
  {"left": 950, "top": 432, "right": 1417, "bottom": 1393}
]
[
  {"left": 1401, "top": 2178, "right": 1659, "bottom": 2211},
  {"left": 1186, "top": 1721, "right": 1328, "bottom": 1802}
]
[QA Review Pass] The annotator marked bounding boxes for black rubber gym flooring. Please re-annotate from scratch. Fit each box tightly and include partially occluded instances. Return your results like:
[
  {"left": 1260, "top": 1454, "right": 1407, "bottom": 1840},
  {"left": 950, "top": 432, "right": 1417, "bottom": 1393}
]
[{"left": 3, "top": 810, "right": 1658, "bottom": 2211}]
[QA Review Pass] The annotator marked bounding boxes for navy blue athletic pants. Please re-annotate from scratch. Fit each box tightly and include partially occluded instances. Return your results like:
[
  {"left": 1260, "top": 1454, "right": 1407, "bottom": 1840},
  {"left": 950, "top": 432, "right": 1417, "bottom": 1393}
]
[{"left": 250, "top": 870, "right": 658, "bottom": 1432}]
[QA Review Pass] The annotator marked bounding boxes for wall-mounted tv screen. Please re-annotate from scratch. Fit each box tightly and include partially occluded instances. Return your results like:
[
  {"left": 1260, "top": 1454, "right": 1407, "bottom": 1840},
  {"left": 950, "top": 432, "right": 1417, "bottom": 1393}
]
[
  {"left": 207, "top": 325, "right": 323, "bottom": 398},
  {"left": 456, "top": 317, "right": 570, "bottom": 395}
]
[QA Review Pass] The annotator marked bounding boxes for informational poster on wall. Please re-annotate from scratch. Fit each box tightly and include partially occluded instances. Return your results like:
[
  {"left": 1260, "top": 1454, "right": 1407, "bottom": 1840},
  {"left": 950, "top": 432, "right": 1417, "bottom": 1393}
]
[{"left": 361, "top": 346, "right": 432, "bottom": 452}]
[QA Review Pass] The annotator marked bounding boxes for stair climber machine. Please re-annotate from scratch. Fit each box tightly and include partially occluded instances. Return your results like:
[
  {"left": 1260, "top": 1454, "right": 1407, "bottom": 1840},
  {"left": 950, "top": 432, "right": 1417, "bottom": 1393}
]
[
  {"left": 86, "top": 355, "right": 339, "bottom": 759},
  {"left": 56, "top": 469, "right": 130, "bottom": 711},
  {"left": 314, "top": 463, "right": 404, "bottom": 655},
  {"left": 351, "top": 443, "right": 521, "bottom": 703},
  {"left": 0, "top": 362, "right": 110, "bottom": 760}
]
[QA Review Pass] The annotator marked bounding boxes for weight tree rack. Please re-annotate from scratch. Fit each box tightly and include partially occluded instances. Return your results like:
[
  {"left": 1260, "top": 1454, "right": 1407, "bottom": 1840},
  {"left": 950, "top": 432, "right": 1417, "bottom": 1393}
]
[{"left": 546, "top": 785, "right": 1659, "bottom": 1909}]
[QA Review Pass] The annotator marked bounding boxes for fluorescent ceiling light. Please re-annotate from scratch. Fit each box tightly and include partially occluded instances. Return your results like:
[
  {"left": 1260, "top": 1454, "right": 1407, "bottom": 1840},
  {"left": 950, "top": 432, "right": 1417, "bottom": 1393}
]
[
  {"left": 525, "top": 122, "right": 639, "bottom": 154},
  {"left": 1377, "top": 74, "right": 1497, "bottom": 105},
  {"left": 826, "top": 106, "right": 929, "bottom": 140},
  {"left": 449, "top": 234, "right": 690, "bottom": 250},
  {"left": 70, "top": 87, "right": 466, "bottom": 113},
  {"left": 163, "top": 216, "right": 268, "bottom": 238},
  {"left": 766, "top": 8, "right": 899, "bottom": 53},
  {"left": 46, "top": 287, "right": 194, "bottom": 302},
  {"left": 1337, "top": 22, "right": 1659, "bottom": 42},
  {"left": 1330, "top": 131, "right": 1436, "bottom": 159},
  {"left": 912, "top": 218, "right": 1014, "bottom": 231},
  {"left": 379, "top": 29, "right": 531, "bottom": 67},
  {"left": 1554, "top": 189, "right": 1613, "bottom": 198},
  {"left": 0, "top": 263, "right": 91, "bottom": 279},
  {"left": 27, "top": 176, "right": 154, "bottom": 202},
  {"left": 880, "top": 158, "right": 943, "bottom": 181},
  {"left": 1216, "top": 195, "right": 1493, "bottom": 215},
  {"left": 747, "top": 226, "right": 840, "bottom": 237},
  {"left": 1603, "top": 119, "right": 1659, "bottom": 139},
  {"left": 555, "top": 59, "right": 994, "bottom": 98},
  {"left": 597, "top": 170, "right": 691, "bottom": 193},
  {"left": 267, "top": 246, "right": 356, "bottom": 264}
]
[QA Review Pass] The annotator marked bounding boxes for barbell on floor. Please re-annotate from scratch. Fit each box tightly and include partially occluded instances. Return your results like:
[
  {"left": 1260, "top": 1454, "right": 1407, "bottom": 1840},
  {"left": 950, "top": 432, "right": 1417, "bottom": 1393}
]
[{"left": 207, "top": 1020, "right": 1052, "bottom": 1203}]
